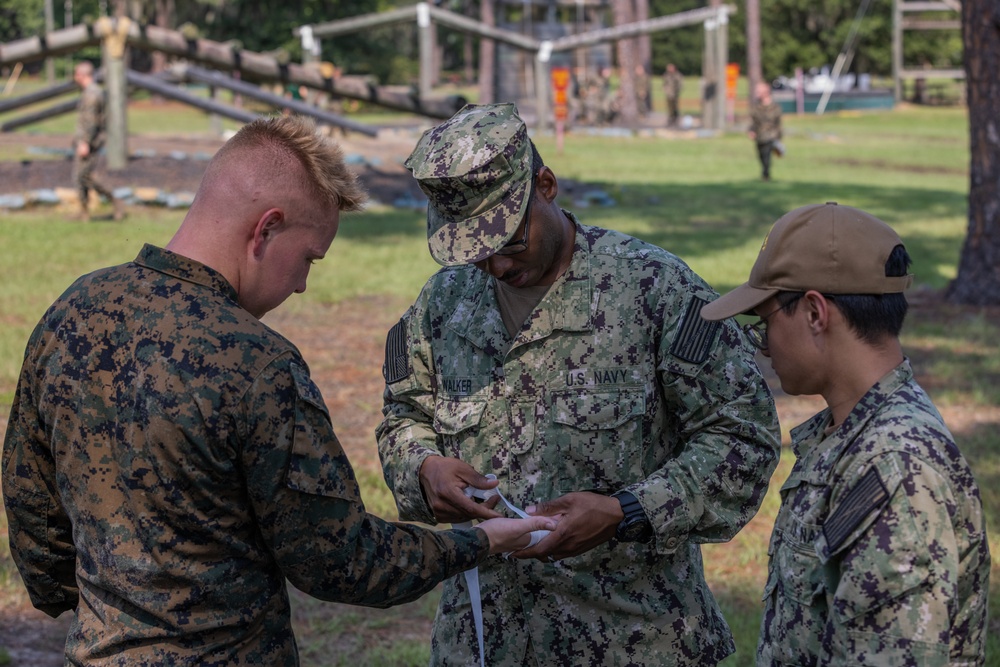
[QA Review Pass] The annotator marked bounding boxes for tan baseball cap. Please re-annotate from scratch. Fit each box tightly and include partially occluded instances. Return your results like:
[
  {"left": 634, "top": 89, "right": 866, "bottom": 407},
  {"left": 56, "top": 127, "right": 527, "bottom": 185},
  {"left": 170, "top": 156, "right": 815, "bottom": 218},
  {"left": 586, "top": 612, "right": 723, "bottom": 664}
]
[{"left": 700, "top": 202, "right": 913, "bottom": 321}]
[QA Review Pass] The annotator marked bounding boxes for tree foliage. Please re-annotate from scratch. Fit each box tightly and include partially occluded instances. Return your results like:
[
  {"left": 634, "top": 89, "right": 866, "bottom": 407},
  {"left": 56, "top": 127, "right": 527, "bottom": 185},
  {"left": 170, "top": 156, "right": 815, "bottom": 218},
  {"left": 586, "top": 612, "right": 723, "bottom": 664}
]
[{"left": 0, "top": 0, "right": 967, "bottom": 87}]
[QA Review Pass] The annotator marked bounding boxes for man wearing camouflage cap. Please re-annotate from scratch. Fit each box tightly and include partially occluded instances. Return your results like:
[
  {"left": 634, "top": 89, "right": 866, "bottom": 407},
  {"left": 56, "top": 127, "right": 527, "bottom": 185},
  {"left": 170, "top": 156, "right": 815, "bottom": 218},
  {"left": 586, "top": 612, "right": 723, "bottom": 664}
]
[
  {"left": 377, "top": 103, "right": 780, "bottom": 665},
  {"left": 2, "top": 115, "right": 555, "bottom": 665},
  {"left": 701, "top": 203, "right": 990, "bottom": 665}
]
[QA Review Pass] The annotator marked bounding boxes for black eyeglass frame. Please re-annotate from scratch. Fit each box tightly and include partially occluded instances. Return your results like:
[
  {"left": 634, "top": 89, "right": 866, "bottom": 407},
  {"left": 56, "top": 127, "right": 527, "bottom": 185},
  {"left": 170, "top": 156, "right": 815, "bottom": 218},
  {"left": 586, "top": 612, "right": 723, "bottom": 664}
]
[
  {"left": 742, "top": 294, "right": 804, "bottom": 351},
  {"left": 493, "top": 175, "right": 537, "bottom": 257}
]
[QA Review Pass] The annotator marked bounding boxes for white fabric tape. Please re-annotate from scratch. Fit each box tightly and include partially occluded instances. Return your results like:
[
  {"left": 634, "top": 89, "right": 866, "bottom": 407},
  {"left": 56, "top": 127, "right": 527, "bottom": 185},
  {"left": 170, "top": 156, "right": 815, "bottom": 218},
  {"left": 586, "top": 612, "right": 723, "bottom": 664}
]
[{"left": 456, "top": 474, "right": 551, "bottom": 666}]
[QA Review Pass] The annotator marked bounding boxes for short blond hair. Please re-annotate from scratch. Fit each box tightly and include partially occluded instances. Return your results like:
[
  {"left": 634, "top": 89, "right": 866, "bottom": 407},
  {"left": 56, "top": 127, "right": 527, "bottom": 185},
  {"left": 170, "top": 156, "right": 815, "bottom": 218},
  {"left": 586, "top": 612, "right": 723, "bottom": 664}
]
[{"left": 207, "top": 115, "right": 367, "bottom": 212}]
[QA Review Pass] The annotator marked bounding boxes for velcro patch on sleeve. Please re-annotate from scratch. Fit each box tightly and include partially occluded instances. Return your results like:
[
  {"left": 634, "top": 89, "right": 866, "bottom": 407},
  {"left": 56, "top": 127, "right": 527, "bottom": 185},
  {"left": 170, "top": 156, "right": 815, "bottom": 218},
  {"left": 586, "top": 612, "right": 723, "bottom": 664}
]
[
  {"left": 822, "top": 467, "right": 890, "bottom": 553},
  {"left": 670, "top": 296, "right": 721, "bottom": 364},
  {"left": 383, "top": 318, "right": 411, "bottom": 384}
]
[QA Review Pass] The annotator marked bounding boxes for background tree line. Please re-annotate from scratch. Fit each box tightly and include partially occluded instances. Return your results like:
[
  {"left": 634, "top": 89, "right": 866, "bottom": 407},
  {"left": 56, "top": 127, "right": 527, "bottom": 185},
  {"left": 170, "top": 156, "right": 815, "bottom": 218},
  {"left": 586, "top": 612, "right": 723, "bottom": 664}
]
[{"left": 1, "top": 0, "right": 963, "bottom": 86}]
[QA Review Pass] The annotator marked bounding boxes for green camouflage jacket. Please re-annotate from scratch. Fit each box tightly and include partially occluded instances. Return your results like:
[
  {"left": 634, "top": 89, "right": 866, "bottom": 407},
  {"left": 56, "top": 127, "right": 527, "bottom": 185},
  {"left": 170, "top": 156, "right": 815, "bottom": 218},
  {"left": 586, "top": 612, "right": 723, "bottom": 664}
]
[
  {"left": 74, "top": 81, "right": 105, "bottom": 150},
  {"left": 378, "top": 219, "right": 780, "bottom": 666},
  {"left": 2, "top": 244, "right": 488, "bottom": 666},
  {"left": 758, "top": 360, "right": 990, "bottom": 666},
  {"left": 749, "top": 101, "right": 782, "bottom": 144}
]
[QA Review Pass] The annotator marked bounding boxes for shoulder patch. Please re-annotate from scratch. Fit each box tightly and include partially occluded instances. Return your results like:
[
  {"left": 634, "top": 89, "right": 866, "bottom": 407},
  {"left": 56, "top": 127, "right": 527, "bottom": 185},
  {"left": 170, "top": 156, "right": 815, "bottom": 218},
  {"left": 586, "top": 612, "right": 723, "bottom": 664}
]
[
  {"left": 670, "top": 296, "right": 721, "bottom": 364},
  {"left": 290, "top": 360, "right": 328, "bottom": 416},
  {"left": 383, "top": 318, "right": 411, "bottom": 384},
  {"left": 822, "top": 467, "right": 889, "bottom": 553}
]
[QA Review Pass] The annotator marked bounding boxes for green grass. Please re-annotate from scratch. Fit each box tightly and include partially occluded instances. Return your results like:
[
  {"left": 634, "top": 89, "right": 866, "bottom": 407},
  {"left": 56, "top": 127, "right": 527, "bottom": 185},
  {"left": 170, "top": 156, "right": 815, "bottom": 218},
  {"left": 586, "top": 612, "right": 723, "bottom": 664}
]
[{"left": 2, "top": 101, "right": 997, "bottom": 664}]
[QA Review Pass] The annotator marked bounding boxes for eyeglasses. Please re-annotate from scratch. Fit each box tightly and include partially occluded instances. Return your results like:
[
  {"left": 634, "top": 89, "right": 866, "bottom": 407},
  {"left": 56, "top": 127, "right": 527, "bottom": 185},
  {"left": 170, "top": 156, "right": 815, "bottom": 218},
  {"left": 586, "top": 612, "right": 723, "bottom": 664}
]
[
  {"left": 494, "top": 189, "right": 534, "bottom": 257},
  {"left": 742, "top": 295, "right": 802, "bottom": 351}
]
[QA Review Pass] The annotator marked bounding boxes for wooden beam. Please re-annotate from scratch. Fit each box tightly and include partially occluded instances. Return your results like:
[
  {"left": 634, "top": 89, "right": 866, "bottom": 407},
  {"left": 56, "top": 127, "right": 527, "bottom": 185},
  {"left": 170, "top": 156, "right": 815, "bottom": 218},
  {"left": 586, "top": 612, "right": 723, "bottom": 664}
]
[
  {"left": 899, "top": 68, "right": 966, "bottom": 78},
  {"left": 902, "top": 18, "right": 961, "bottom": 29}
]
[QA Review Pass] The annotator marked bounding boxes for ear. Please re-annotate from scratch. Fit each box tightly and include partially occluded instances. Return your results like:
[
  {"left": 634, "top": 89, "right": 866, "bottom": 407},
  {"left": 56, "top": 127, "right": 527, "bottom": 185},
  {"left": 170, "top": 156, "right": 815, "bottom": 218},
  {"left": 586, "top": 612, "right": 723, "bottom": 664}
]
[
  {"left": 251, "top": 208, "right": 284, "bottom": 259},
  {"left": 535, "top": 166, "right": 559, "bottom": 203},
  {"left": 802, "top": 290, "right": 831, "bottom": 335}
]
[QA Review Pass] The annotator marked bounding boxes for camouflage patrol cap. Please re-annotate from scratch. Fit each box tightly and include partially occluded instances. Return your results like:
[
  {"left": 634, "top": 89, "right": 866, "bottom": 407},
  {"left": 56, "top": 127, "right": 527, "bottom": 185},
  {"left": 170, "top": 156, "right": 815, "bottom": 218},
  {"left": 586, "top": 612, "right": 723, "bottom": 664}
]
[
  {"left": 701, "top": 202, "right": 914, "bottom": 320},
  {"left": 405, "top": 103, "right": 533, "bottom": 266}
]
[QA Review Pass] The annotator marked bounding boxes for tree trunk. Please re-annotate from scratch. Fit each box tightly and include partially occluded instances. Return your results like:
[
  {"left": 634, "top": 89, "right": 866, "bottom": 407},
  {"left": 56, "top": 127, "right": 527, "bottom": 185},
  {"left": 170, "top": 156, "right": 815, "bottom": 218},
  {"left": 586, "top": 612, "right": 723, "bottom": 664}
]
[
  {"left": 746, "top": 0, "right": 761, "bottom": 95},
  {"left": 947, "top": 0, "right": 1000, "bottom": 305},
  {"left": 612, "top": 0, "right": 638, "bottom": 127}
]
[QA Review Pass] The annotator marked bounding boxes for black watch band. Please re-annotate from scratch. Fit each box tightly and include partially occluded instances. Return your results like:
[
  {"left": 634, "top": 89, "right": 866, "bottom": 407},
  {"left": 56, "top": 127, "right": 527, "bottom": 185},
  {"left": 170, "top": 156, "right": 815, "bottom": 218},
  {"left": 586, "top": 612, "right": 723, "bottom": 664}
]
[{"left": 612, "top": 490, "right": 652, "bottom": 543}]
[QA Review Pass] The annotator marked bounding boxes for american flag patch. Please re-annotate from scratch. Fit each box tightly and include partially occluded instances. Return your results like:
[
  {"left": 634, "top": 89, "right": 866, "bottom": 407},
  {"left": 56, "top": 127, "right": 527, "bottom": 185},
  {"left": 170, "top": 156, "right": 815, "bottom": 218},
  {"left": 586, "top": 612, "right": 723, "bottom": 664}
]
[
  {"left": 823, "top": 467, "right": 889, "bottom": 553},
  {"left": 383, "top": 318, "right": 411, "bottom": 384},
  {"left": 670, "top": 297, "right": 721, "bottom": 364}
]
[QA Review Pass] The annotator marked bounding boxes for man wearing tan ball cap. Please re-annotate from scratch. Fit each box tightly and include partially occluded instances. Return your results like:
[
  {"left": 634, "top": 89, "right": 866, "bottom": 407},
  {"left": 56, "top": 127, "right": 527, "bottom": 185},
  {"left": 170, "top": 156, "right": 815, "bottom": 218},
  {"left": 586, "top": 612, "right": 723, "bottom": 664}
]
[{"left": 702, "top": 202, "right": 990, "bottom": 665}]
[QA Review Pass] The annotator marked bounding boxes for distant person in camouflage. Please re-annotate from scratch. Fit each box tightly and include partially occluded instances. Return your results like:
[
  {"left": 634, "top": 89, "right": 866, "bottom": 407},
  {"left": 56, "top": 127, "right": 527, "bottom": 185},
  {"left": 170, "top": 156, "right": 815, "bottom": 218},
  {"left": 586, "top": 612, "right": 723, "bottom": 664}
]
[
  {"left": 72, "top": 61, "right": 124, "bottom": 221},
  {"left": 377, "top": 102, "right": 781, "bottom": 666},
  {"left": 663, "top": 62, "right": 683, "bottom": 126},
  {"left": 748, "top": 81, "right": 783, "bottom": 181},
  {"left": 2, "top": 115, "right": 555, "bottom": 665},
  {"left": 701, "top": 203, "right": 990, "bottom": 666}
]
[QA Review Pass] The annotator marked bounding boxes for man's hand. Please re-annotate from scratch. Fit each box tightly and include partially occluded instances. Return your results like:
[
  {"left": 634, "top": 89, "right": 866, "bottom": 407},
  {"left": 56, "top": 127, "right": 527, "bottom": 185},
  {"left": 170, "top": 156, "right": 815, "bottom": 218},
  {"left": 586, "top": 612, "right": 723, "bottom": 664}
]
[
  {"left": 513, "top": 492, "right": 623, "bottom": 562},
  {"left": 76, "top": 142, "right": 90, "bottom": 158},
  {"left": 478, "top": 516, "right": 559, "bottom": 555},
  {"left": 419, "top": 455, "right": 503, "bottom": 523}
]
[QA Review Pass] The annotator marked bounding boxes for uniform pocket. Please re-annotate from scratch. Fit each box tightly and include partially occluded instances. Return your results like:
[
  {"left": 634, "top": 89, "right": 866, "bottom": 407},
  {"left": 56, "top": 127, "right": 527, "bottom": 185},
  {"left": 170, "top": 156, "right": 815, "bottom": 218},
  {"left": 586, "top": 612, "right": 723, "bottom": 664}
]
[{"left": 549, "top": 389, "right": 645, "bottom": 491}]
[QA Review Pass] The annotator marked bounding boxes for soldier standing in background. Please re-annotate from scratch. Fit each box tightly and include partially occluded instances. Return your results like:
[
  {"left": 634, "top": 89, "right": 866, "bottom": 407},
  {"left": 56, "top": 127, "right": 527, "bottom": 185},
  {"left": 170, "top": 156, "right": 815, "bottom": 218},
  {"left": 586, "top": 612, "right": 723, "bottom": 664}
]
[
  {"left": 663, "top": 62, "right": 683, "bottom": 126},
  {"left": 702, "top": 203, "right": 990, "bottom": 665},
  {"left": 377, "top": 103, "right": 780, "bottom": 666},
  {"left": 748, "top": 81, "right": 783, "bottom": 181},
  {"left": 635, "top": 64, "right": 651, "bottom": 116},
  {"left": 2, "top": 115, "right": 554, "bottom": 665},
  {"left": 72, "top": 61, "right": 124, "bottom": 221}
]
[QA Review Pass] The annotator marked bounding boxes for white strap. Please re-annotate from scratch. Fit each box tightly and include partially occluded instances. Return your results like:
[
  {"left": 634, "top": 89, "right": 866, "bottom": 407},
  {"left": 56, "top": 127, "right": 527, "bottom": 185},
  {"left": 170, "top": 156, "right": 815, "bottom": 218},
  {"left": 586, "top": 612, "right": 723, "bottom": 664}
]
[{"left": 455, "top": 474, "right": 550, "bottom": 666}]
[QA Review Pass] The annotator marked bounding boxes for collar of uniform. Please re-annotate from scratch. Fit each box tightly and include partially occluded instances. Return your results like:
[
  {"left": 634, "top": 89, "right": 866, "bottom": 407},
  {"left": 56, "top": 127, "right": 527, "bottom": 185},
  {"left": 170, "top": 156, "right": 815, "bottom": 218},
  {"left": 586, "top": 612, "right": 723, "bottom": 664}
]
[
  {"left": 445, "top": 212, "right": 593, "bottom": 356},
  {"left": 515, "top": 212, "right": 592, "bottom": 341},
  {"left": 134, "top": 244, "right": 240, "bottom": 305},
  {"left": 789, "top": 359, "right": 915, "bottom": 468}
]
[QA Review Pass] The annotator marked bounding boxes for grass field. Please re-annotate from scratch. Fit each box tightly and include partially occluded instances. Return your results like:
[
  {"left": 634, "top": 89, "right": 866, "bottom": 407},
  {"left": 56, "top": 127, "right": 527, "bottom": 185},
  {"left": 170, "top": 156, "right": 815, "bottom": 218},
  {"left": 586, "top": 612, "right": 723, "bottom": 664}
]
[{"left": 1, "top": 97, "right": 998, "bottom": 665}]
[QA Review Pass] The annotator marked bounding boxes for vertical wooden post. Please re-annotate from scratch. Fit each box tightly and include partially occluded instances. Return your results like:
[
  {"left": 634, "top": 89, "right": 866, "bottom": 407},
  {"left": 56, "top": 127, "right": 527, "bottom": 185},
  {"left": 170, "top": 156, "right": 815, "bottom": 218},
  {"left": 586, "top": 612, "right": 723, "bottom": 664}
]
[
  {"left": 701, "top": 13, "right": 717, "bottom": 129},
  {"left": 417, "top": 2, "right": 434, "bottom": 100},
  {"left": 535, "top": 42, "right": 552, "bottom": 133},
  {"left": 98, "top": 15, "right": 130, "bottom": 171},
  {"left": 892, "top": 0, "right": 903, "bottom": 102},
  {"left": 715, "top": 5, "right": 728, "bottom": 130},
  {"left": 478, "top": 0, "right": 496, "bottom": 105}
]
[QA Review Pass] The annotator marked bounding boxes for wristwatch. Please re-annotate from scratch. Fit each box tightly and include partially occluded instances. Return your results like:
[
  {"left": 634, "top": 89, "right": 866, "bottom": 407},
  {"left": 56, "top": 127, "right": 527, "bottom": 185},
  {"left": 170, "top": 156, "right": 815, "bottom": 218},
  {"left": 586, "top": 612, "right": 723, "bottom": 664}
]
[{"left": 611, "top": 490, "right": 652, "bottom": 543}]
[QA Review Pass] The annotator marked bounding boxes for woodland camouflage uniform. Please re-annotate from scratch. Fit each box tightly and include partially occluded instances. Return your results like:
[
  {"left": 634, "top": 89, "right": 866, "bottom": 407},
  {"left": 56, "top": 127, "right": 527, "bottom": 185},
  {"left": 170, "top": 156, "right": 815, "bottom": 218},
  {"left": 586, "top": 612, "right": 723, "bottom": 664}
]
[
  {"left": 3, "top": 245, "right": 490, "bottom": 665},
  {"left": 73, "top": 81, "right": 116, "bottom": 211},
  {"left": 759, "top": 360, "right": 989, "bottom": 665},
  {"left": 377, "top": 103, "right": 781, "bottom": 666}
]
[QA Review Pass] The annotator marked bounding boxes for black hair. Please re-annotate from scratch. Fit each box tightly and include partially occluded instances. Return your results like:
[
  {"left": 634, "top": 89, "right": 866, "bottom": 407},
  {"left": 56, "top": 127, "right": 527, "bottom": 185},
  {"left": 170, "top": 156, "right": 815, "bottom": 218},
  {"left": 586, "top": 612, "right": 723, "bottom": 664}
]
[
  {"left": 529, "top": 140, "right": 545, "bottom": 175},
  {"left": 779, "top": 244, "right": 911, "bottom": 344}
]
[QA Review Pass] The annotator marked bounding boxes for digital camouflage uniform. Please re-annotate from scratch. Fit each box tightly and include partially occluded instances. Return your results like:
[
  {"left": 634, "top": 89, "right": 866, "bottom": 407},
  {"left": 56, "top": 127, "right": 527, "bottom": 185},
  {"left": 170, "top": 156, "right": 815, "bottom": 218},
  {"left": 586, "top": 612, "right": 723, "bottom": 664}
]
[
  {"left": 378, "top": 218, "right": 781, "bottom": 666},
  {"left": 748, "top": 98, "right": 782, "bottom": 180},
  {"left": 2, "top": 244, "right": 490, "bottom": 665},
  {"left": 73, "top": 81, "right": 115, "bottom": 207},
  {"left": 759, "top": 360, "right": 990, "bottom": 666}
]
